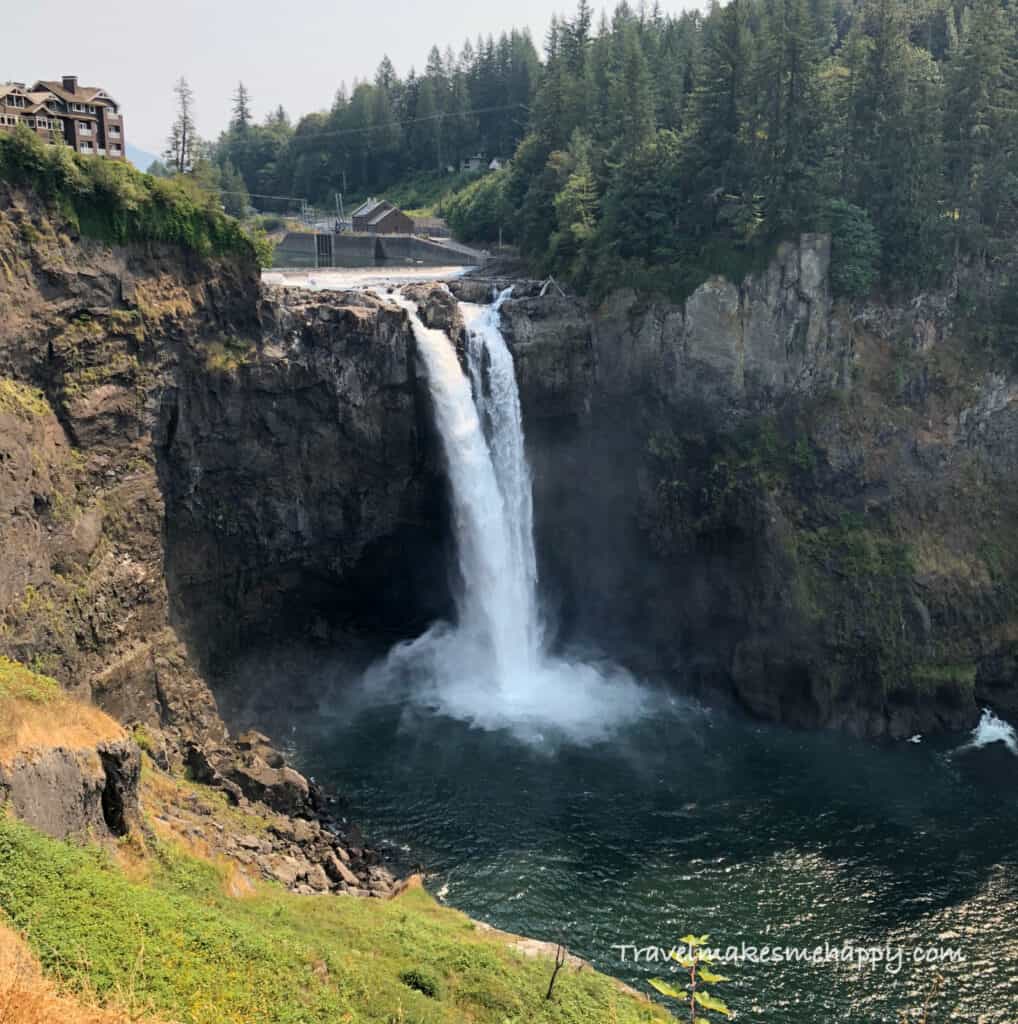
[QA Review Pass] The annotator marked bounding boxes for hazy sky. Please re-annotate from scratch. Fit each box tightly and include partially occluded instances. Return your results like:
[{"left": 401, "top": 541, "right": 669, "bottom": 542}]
[{"left": 7, "top": 0, "right": 702, "bottom": 158}]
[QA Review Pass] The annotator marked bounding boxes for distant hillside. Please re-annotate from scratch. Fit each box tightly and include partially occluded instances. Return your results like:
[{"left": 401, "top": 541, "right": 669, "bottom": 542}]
[{"left": 126, "top": 142, "right": 158, "bottom": 172}]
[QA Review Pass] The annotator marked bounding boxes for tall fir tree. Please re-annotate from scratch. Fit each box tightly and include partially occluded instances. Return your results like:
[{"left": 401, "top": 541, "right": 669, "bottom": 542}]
[
  {"left": 164, "top": 76, "right": 197, "bottom": 174},
  {"left": 231, "top": 82, "right": 252, "bottom": 131}
]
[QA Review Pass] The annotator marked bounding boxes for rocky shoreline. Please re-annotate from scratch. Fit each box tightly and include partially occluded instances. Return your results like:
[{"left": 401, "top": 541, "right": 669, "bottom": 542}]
[{"left": 173, "top": 727, "right": 401, "bottom": 897}]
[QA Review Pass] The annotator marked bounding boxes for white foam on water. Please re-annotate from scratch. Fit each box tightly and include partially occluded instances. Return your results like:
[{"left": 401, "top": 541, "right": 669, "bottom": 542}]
[{"left": 958, "top": 708, "right": 1018, "bottom": 757}]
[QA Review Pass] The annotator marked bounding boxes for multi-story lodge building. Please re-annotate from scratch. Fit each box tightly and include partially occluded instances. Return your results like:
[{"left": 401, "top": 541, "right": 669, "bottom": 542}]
[{"left": 0, "top": 76, "right": 124, "bottom": 160}]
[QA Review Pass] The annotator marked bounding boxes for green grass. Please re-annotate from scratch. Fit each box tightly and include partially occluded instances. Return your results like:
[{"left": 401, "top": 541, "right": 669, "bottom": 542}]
[
  {"left": 0, "top": 127, "right": 257, "bottom": 262},
  {"left": 0, "top": 819, "right": 666, "bottom": 1024},
  {"left": 0, "top": 378, "right": 50, "bottom": 421},
  {"left": 0, "top": 658, "right": 60, "bottom": 704},
  {"left": 347, "top": 169, "right": 485, "bottom": 218}
]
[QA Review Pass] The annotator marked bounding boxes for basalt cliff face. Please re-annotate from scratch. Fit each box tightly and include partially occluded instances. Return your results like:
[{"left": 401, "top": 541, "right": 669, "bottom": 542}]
[
  {"left": 0, "top": 186, "right": 442, "bottom": 886},
  {"left": 481, "top": 237, "right": 1018, "bottom": 737},
  {"left": 3, "top": 184, "right": 1016, "bottom": 746}
]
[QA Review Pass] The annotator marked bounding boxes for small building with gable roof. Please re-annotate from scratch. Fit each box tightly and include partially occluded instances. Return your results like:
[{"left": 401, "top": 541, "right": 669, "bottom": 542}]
[{"left": 350, "top": 197, "right": 414, "bottom": 235}]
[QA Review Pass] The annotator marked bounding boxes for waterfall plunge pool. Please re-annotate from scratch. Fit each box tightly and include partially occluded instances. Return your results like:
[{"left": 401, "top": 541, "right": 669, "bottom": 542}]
[
  {"left": 238, "top": 680, "right": 1018, "bottom": 1024},
  {"left": 233, "top": 283, "right": 1018, "bottom": 1021}
]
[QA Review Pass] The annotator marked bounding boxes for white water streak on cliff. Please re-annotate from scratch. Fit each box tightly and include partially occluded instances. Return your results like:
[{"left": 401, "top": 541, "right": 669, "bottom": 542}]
[
  {"left": 463, "top": 290, "right": 542, "bottom": 664},
  {"left": 373, "top": 286, "right": 649, "bottom": 745},
  {"left": 390, "top": 289, "right": 528, "bottom": 685},
  {"left": 960, "top": 709, "right": 1018, "bottom": 757}
]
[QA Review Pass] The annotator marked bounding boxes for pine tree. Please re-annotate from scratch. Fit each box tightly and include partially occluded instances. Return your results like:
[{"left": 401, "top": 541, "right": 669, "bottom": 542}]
[
  {"left": 944, "top": 0, "right": 1018, "bottom": 264},
  {"left": 754, "top": 0, "right": 827, "bottom": 232},
  {"left": 840, "top": 0, "right": 946, "bottom": 283},
  {"left": 220, "top": 159, "right": 249, "bottom": 217},
  {"left": 682, "top": 0, "right": 755, "bottom": 238},
  {"left": 607, "top": 19, "right": 657, "bottom": 157},
  {"left": 550, "top": 130, "right": 600, "bottom": 284},
  {"left": 164, "top": 76, "right": 197, "bottom": 174},
  {"left": 232, "top": 82, "right": 252, "bottom": 131}
]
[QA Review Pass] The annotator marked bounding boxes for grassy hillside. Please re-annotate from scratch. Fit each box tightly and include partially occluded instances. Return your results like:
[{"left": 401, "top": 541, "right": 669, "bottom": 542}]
[
  {"left": 0, "top": 661, "right": 665, "bottom": 1024},
  {"left": 0, "top": 819, "right": 665, "bottom": 1024},
  {"left": 0, "top": 657, "right": 122, "bottom": 761},
  {"left": 347, "top": 169, "right": 486, "bottom": 219},
  {"left": 0, "top": 127, "right": 259, "bottom": 262},
  {"left": 0, "top": 921, "right": 157, "bottom": 1024}
]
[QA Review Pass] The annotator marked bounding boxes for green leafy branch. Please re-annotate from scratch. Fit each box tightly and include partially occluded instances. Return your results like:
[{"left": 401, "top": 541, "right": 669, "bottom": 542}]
[{"left": 650, "top": 933, "right": 735, "bottom": 1024}]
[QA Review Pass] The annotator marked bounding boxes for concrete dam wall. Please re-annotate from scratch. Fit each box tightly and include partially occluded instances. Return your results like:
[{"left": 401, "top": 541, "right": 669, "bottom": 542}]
[{"left": 274, "top": 231, "right": 486, "bottom": 269}]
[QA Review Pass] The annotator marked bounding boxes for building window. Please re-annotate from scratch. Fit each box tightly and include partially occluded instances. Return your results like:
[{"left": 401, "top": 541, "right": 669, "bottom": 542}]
[
  {"left": 109, "top": 126, "right": 120, "bottom": 136},
  {"left": 111, "top": 144, "right": 122, "bottom": 154},
  {"left": 79, "top": 142, "right": 93, "bottom": 152}
]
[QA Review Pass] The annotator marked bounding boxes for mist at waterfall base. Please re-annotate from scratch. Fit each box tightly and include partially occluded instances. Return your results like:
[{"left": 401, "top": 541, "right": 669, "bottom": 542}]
[
  {"left": 227, "top": 289, "right": 1018, "bottom": 1022},
  {"left": 368, "top": 288, "right": 653, "bottom": 746}
]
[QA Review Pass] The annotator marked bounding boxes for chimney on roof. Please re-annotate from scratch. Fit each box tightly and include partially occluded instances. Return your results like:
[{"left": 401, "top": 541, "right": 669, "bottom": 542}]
[{"left": 62, "top": 76, "right": 78, "bottom": 94}]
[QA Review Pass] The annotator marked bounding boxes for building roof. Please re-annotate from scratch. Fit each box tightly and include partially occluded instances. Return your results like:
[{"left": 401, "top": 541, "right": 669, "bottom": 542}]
[
  {"left": 368, "top": 205, "right": 405, "bottom": 225},
  {"left": 0, "top": 85, "right": 62, "bottom": 119},
  {"left": 32, "top": 80, "right": 119, "bottom": 108},
  {"left": 352, "top": 198, "right": 391, "bottom": 221},
  {"left": 26, "top": 92, "right": 65, "bottom": 114}
]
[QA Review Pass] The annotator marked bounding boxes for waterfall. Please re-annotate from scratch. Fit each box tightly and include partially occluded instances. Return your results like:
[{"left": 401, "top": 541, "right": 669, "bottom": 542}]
[
  {"left": 462, "top": 289, "right": 542, "bottom": 664},
  {"left": 374, "top": 286, "right": 649, "bottom": 745},
  {"left": 390, "top": 288, "right": 535, "bottom": 685}
]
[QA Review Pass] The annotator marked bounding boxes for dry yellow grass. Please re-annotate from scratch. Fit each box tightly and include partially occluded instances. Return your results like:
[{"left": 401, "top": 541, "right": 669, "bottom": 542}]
[
  {"left": 0, "top": 658, "right": 124, "bottom": 764},
  {"left": 0, "top": 922, "right": 166, "bottom": 1024},
  {"left": 0, "top": 696, "right": 124, "bottom": 764}
]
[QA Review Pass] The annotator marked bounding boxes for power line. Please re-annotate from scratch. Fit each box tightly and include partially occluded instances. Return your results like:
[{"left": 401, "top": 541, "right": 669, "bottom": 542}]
[{"left": 282, "top": 103, "right": 530, "bottom": 144}]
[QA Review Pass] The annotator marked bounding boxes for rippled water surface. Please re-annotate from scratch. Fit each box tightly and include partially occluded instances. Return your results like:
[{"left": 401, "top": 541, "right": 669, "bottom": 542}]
[{"left": 283, "top": 692, "right": 1018, "bottom": 1023}]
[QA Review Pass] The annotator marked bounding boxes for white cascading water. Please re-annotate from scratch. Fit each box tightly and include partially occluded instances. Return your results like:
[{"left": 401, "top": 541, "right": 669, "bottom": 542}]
[
  {"left": 958, "top": 708, "right": 1018, "bottom": 757},
  {"left": 371, "top": 286, "right": 649, "bottom": 744},
  {"left": 462, "top": 290, "right": 542, "bottom": 663}
]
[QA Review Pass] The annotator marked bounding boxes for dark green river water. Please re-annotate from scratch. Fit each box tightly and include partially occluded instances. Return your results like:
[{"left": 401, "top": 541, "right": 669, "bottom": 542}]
[{"left": 272, "top": 682, "right": 1018, "bottom": 1024}]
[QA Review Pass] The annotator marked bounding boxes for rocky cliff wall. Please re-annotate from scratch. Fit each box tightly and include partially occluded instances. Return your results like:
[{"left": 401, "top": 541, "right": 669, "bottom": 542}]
[
  {"left": 0, "top": 188, "right": 445, "bottom": 764},
  {"left": 158, "top": 287, "right": 449, "bottom": 665},
  {"left": 492, "top": 237, "right": 1018, "bottom": 737},
  {"left": 5, "top": 181, "right": 1017, "bottom": 744}
]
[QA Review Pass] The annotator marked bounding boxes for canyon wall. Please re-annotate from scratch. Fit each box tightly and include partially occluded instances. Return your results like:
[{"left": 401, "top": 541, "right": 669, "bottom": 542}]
[
  {"left": 0, "top": 187, "right": 444, "bottom": 762},
  {"left": 4, "top": 180, "right": 1017, "bottom": 742},
  {"left": 486, "top": 238, "right": 1018, "bottom": 737}
]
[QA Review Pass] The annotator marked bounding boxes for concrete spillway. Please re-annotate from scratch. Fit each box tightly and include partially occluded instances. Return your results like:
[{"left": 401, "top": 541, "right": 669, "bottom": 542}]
[{"left": 273, "top": 231, "right": 487, "bottom": 269}]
